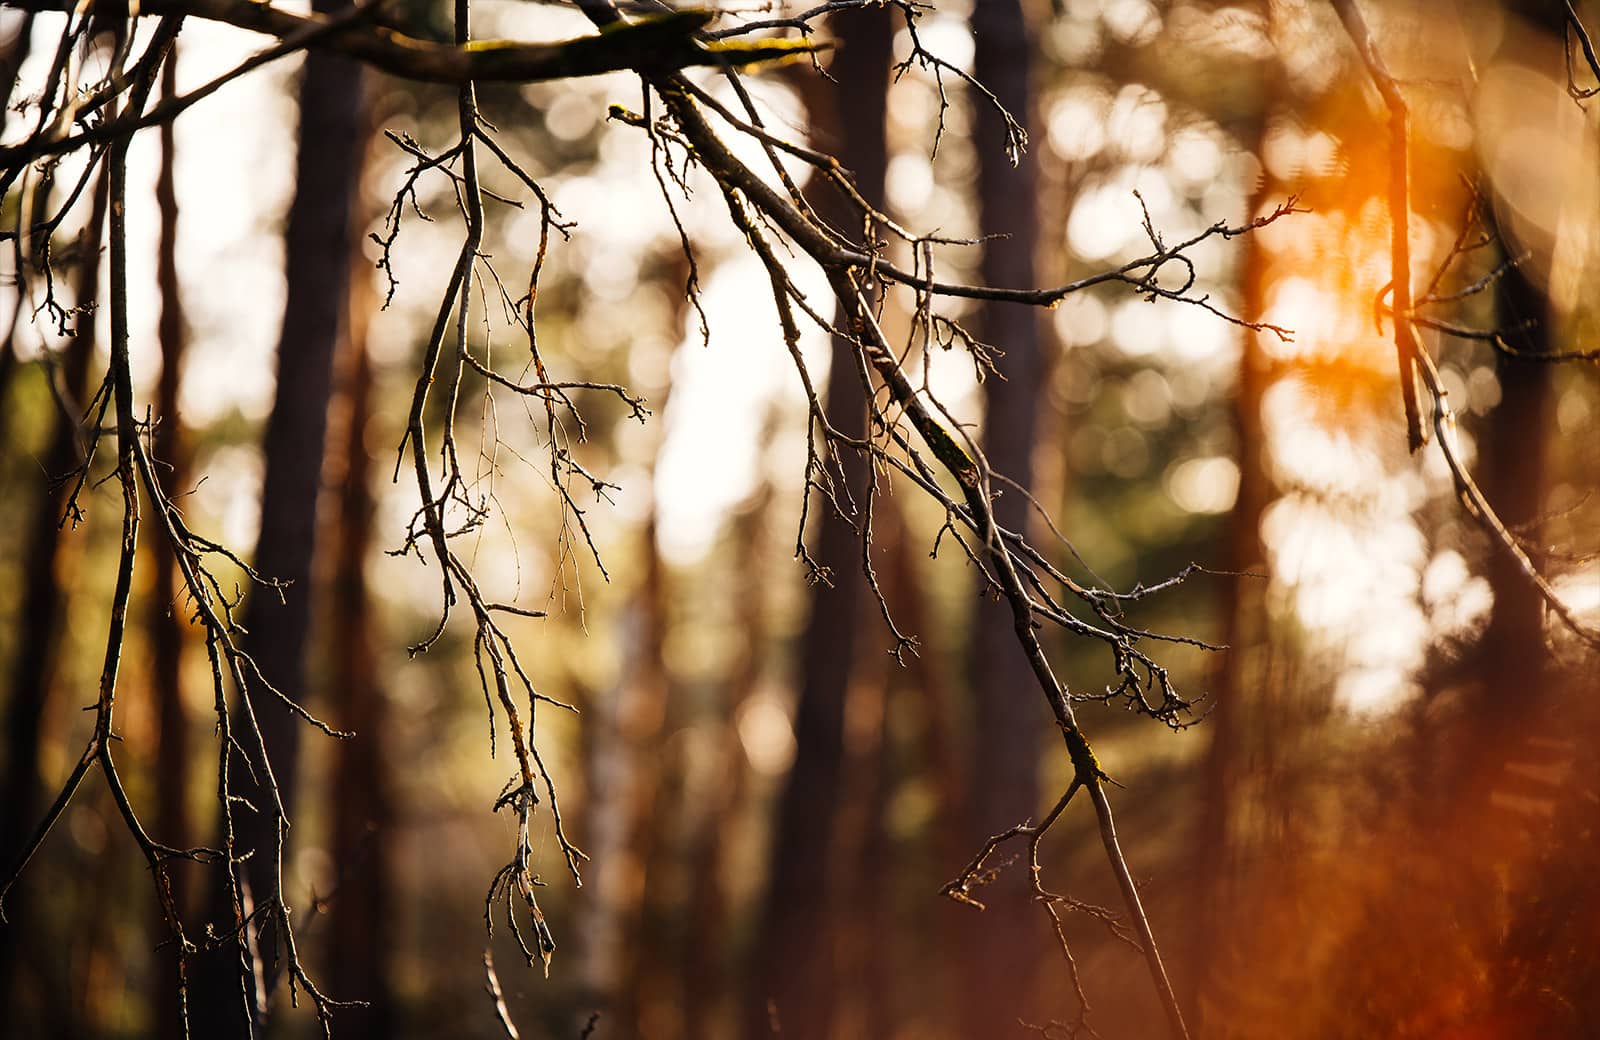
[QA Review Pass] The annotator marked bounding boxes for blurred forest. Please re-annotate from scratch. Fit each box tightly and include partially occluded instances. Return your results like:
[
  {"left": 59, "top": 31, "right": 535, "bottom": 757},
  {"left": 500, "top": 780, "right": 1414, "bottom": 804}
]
[{"left": 1, "top": 0, "right": 1599, "bottom": 1038}]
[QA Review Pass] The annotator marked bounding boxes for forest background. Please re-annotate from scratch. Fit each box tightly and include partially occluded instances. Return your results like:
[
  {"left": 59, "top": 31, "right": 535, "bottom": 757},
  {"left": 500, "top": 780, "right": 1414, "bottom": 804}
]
[{"left": 1, "top": 0, "right": 1598, "bottom": 1037}]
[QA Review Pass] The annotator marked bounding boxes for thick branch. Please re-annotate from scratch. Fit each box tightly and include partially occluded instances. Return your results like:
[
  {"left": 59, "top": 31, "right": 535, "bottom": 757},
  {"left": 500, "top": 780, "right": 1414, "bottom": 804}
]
[{"left": 1, "top": 0, "right": 817, "bottom": 84}]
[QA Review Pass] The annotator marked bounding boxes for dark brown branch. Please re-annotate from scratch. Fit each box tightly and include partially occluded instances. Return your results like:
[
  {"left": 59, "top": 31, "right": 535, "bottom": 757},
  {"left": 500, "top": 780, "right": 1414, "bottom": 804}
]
[
  {"left": 1, "top": 0, "right": 819, "bottom": 85},
  {"left": 1330, "top": 0, "right": 1425, "bottom": 452}
]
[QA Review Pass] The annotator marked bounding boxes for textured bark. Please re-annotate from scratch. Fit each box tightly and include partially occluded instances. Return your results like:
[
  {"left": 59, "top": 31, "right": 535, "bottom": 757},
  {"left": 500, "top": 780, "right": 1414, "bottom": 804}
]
[
  {"left": 0, "top": 172, "right": 107, "bottom": 1022},
  {"left": 742, "top": 8, "right": 892, "bottom": 1037},
  {"left": 960, "top": 0, "right": 1049, "bottom": 1030},
  {"left": 149, "top": 50, "right": 194, "bottom": 1040},
  {"left": 326, "top": 265, "right": 395, "bottom": 1036},
  {"left": 188, "top": 5, "right": 366, "bottom": 1031}
]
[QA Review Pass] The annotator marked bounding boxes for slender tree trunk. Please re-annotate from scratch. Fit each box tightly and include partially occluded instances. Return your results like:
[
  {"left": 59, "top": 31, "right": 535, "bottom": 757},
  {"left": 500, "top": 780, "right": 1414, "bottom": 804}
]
[
  {"left": 1188, "top": 201, "right": 1271, "bottom": 1037},
  {"left": 574, "top": 261, "right": 686, "bottom": 1035},
  {"left": 960, "top": 0, "right": 1048, "bottom": 1030},
  {"left": 325, "top": 259, "right": 395, "bottom": 1036},
  {"left": 575, "top": 548, "right": 665, "bottom": 1032},
  {"left": 0, "top": 172, "right": 108, "bottom": 1021},
  {"left": 1188, "top": 81, "right": 1276, "bottom": 1027},
  {"left": 149, "top": 49, "right": 194, "bottom": 1040},
  {"left": 743, "top": 9, "right": 892, "bottom": 1037},
  {"left": 680, "top": 483, "right": 770, "bottom": 1037},
  {"left": 841, "top": 503, "right": 903, "bottom": 1039},
  {"left": 189, "top": 6, "right": 365, "bottom": 1031},
  {"left": 614, "top": 512, "right": 675, "bottom": 1035},
  {"left": 608, "top": 255, "right": 708, "bottom": 1039}
]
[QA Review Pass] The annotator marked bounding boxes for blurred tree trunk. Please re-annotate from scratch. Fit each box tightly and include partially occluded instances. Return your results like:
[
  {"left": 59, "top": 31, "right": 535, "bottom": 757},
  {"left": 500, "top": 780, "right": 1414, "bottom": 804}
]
[
  {"left": 959, "top": 0, "right": 1048, "bottom": 1030},
  {"left": 1473, "top": 160, "right": 1553, "bottom": 724},
  {"left": 189, "top": 5, "right": 366, "bottom": 1031},
  {"left": 0, "top": 12, "right": 33, "bottom": 408},
  {"left": 614, "top": 511, "right": 675, "bottom": 1035},
  {"left": 1188, "top": 205, "right": 1271, "bottom": 1037},
  {"left": 1188, "top": 82, "right": 1275, "bottom": 1027},
  {"left": 0, "top": 170, "right": 107, "bottom": 1023},
  {"left": 680, "top": 483, "right": 769, "bottom": 1036},
  {"left": 149, "top": 50, "right": 194, "bottom": 1040},
  {"left": 838, "top": 498, "right": 909, "bottom": 1039},
  {"left": 1469, "top": 211, "right": 1552, "bottom": 731},
  {"left": 576, "top": 549, "right": 672, "bottom": 1035},
  {"left": 743, "top": 8, "right": 892, "bottom": 1037},
  {"left": 325, "top": 253, "right": 394, "bottom": 1035},
  {"left": 890, "top": 511, "right": 967, "bottom": 866},
  {"left": 574, "top": 260, "right": 685, "bottom": 1036}
]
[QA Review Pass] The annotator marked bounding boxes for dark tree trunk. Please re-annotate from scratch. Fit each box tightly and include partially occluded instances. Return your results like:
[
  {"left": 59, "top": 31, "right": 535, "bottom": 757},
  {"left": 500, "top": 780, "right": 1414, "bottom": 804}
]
[
  {"left": 1473, "top": 213, "right": 1552, "bottom": 733},
  {"left": 0, "top": 171, "right": 107, "bottom": 1022},
  {"left": 149, "top": 50, "right": 194, "bottom": 1040},
  {"left": 189, "top": 6, "right": 366, "bottom": 1032},
  {"left": 743, "top": 8, "right": 892, "bottom": 1037},
  {"left": 960, "top": 0, "right": 1048, "bottom": 1030},
  {"left": 326, "top": 263, "right": 395, "bottom": 1036},
  {"left": 1452, "top": 2, "right": 1559, "bottom": 795},
  {"left": 842, "top": 506, "right": 901, "bottom": 1040}
]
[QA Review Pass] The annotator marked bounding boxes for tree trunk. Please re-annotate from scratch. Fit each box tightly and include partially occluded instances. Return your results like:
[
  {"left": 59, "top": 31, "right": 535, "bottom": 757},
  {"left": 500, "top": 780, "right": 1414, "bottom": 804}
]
[
  {"left": 1189, "top": 192, "right": 1272, "bottom": 1037},
  {"left": 609, "top": 511, "right": 675, "bottom": 1035},
  {"left": 149, "top": 49, "right": 195, "bottom": 1040},
  {"left": 0, "top": 171, "right": 107, "bottom": 1023},
  {"left": 676, "top": 480, "right": 773, "bottom": 1037},
  {"left": 326, "top": 258, "right": 395, "bottom": 1036},
  {"left": 189, "top": 6, "right": 366, "bottom": 1031},
  {"left": 1470, "top": 211, "right": 1552, "bottom": 738},
  {"left": 1185, "top": 51, "right": 1279, "bottom": 1017},
  {"left": 743, "top": 9, "right": 892, "bottom": 1037},
  {"left": 960, "top": 0, "right": 1048, "bottom": 1030},
  {"left": 840, "top": 502, "right": 903, "bottom": 1039},
  {"left": 1447, "top": 12, "right": 1559, "bottom": 825}
]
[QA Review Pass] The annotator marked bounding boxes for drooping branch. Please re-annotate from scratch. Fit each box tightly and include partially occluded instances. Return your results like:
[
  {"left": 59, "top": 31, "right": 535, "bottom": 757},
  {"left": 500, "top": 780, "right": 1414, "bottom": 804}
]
[
  {"left": 1330, "top": 0, "right": 1426, "bottom": 453},
  {"left": 581, "top": 5, "right": 1203, "bottom": 1022},
  {"left": 1334, "top": 7, "right": 1600, "bottom": 652},
  {"left": 1564, "top": 0, "right": 1600, "bottom": 102},
  {"left": 2, "top": 0, "right": 1300, "bottom": 1033}
]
